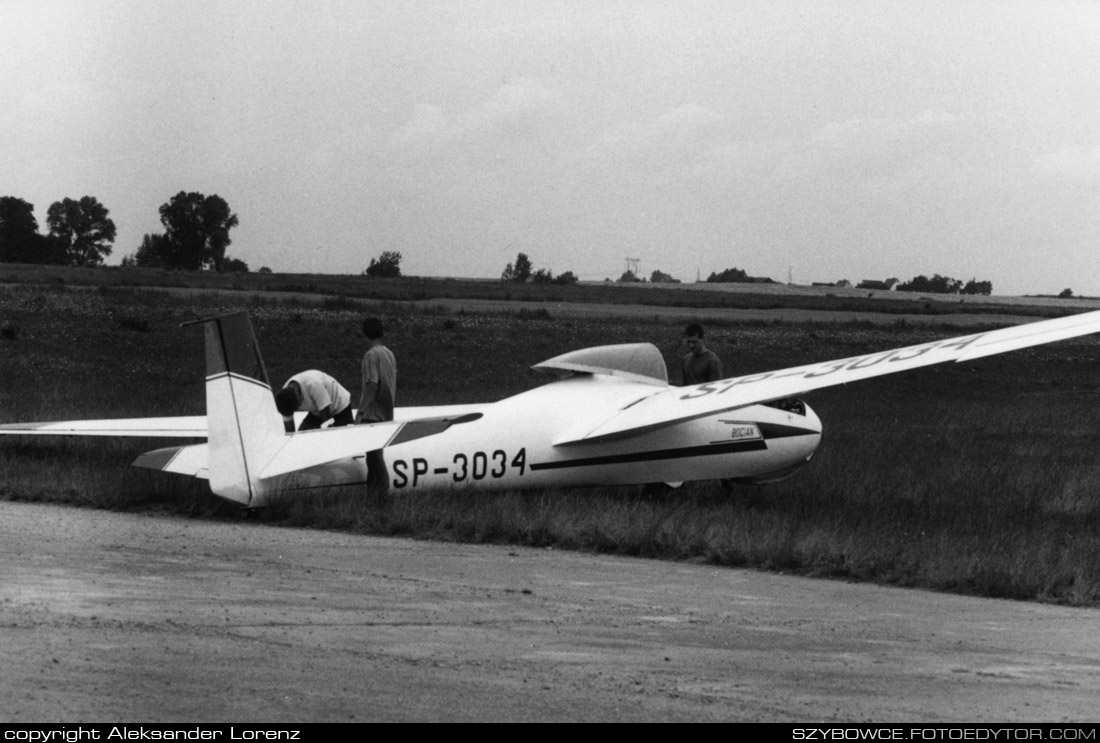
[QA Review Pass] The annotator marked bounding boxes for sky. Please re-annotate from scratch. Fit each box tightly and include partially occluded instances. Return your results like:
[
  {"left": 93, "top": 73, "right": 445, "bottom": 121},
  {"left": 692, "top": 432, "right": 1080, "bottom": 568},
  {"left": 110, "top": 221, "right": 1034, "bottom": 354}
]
[{"left": 2, "top": 0, "right": 1099, "bottom": 295}]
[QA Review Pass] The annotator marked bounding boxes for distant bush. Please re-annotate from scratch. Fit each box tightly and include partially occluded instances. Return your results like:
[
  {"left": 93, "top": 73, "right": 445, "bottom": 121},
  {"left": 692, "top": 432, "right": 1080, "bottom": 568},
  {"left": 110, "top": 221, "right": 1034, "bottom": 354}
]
[
  {"left": 706, "top": 267, "right": 775, "bottom": 284},
  {"left": 896, "top": 274, "right": 992, "bottom": 295},
  {"left": 222, "top": 258, "right": 250, "bottom": 273},
  {"left": 365, "top": 250, "right": 402, "bottom": 278}
]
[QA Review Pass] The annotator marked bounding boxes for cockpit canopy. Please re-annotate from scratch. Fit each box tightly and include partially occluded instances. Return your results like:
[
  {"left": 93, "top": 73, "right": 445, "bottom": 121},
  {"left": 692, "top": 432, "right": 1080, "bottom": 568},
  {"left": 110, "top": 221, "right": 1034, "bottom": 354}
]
[{"left": 531, "top": 343, "right": 668, "bottom": 386}]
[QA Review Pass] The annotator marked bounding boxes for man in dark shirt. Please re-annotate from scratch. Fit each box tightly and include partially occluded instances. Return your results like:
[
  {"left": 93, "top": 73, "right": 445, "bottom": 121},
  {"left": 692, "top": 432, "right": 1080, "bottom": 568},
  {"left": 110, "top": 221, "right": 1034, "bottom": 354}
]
[
  {"left": 679, "top": 322, "right": 735, "bottom": 492},
  {"left": 357, "top": 316, "right": 396, "bottom": 496},
  {"left": 681, "top": 323, "right": 723, "bottom": 385}
]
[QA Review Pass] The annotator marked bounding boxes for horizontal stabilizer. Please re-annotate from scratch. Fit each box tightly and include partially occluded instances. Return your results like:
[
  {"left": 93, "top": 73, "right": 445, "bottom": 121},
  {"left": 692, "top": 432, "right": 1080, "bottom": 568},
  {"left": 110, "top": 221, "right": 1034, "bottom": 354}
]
[
  {"left": 557, "top": 309, "right": 1100, "bottom": 445},
  {"left": 258, "top": 422, "right": 404, "bottom": 479},
  {"left": 0, "top": 416, "right": 208, "bottom": 438},
  {"left": 133, "top": 444, "right": 210, "bottom": 478},
  {"left": 257, "top": 413, "right": 481, "bottom": 480}
]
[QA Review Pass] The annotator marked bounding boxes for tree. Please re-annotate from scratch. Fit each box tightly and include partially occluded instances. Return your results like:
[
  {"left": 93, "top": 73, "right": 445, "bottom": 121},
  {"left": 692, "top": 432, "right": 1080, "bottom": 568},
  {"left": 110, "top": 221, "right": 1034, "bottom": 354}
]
[
  {"left": 512, "top": 252, "right": 533, "bottom": 283},
  {"left": 618, "top": 270, "right": 640, "bottom": 282},
  {"left": 960, "top": 278, "right": 993, "bottom": 296},
  {"left": 131, "top": 233, "right": 170, "bottom": 268},
  {"left": 501, "top": 253, "right": 574, "bottom": 284},
  {"left": 706, "top": 267, "right": 750, "bottom": 283},
  {"left": 222, "top": 257, "right": 250, "bottom": 273},
  {"left": 0, "top": 196, "right": 43, "bottom": 263},
  {"left": 141, "top": 192, "right": 239, "bottom": 270},
  {"left": 1059, "top": 288, "right": 1074, "bottom": 299},
  {"left": 650, "top": 269, "right": 680, "bottom": 284},
  {"left": 364, "top": 250, "right": 402, "bottom": 278},
  {"left": 897, "top": 274, "right": 967, "bottom": 294},
  {"left": 46, "top": 196, "right": 117, "bottom": 267}
]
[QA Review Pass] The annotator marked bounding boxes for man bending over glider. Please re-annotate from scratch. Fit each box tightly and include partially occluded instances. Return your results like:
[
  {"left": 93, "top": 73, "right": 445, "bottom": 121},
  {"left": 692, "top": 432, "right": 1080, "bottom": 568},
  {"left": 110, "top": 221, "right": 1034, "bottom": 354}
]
[{"left": 275, "top": 370, "right": 354, "bottom": 433}]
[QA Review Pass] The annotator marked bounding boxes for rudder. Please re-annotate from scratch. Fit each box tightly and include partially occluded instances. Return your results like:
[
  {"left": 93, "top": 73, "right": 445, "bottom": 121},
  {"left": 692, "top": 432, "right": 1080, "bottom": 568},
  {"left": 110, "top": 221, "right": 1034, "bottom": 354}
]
[{"left": 192, "top": 312, "right": 285, "bottom": 506}]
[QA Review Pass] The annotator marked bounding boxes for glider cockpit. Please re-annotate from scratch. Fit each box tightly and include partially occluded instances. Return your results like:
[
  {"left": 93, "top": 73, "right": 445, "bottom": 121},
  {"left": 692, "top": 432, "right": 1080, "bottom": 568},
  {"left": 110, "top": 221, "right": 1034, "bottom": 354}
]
[{"left": 532, "top": 343, "right": 669, "bottom": 386}]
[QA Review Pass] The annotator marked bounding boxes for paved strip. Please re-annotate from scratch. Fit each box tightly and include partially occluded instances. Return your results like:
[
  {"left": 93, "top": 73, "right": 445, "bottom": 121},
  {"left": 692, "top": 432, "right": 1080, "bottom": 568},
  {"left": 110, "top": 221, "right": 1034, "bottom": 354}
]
[{"left": 1, "top": 502, "right": 1098, "bottom": 722}]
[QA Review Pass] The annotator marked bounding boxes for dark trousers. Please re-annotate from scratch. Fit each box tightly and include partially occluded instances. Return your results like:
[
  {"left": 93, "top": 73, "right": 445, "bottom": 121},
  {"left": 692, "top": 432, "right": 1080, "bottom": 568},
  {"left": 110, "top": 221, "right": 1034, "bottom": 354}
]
[
  {"left": 298, "top": 405, "right": 354, "bottom": 431},
  {"left": 366, "top": 448, "right": 389, "bottom": 495}
]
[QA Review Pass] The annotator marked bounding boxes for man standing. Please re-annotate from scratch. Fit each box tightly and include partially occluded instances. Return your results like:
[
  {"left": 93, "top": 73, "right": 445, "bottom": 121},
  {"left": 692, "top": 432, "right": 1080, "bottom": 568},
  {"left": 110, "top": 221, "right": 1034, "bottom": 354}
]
[
  {"left": 356, "top": 317, "right": 396, "bottom": 494},
  {"left": 275, "top": 370, "right": 353, "bottom": 433},
  {"left": 680, "top": 323, "right": 734, "bottom": 492},
  {"left": 681, "top": 323, "right": 723, "bottom": 385}
]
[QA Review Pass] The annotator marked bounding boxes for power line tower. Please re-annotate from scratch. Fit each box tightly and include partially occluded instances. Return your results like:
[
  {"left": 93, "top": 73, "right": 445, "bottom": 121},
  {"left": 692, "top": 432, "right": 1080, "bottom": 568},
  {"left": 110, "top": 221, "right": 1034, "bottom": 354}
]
[{"left": 625, "top": 257, "right": 640, "bottom": 277}]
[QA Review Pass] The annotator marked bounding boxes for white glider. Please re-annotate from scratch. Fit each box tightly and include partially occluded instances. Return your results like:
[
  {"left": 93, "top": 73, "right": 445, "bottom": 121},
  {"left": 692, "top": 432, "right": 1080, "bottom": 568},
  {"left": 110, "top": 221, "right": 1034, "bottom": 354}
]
[{"left": 3, "top": 309, "right": 1100, "bottom": 508}]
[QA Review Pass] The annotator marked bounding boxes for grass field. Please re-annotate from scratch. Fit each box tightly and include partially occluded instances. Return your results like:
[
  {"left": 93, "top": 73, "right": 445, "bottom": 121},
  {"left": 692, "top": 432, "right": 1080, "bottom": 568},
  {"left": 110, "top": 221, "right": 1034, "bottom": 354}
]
[
  {"left": 3, "top": 261, "right": 1095, "bottom": 319},
  {"left": 3, "top": 277, "right": 1100, "bottom": 605}
]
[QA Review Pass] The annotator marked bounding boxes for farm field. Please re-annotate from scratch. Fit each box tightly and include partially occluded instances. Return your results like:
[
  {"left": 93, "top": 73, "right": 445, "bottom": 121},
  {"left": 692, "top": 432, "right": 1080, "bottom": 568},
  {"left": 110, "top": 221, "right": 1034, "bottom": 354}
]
[
  {"left": 4, "top": 261, "right": 1100, "bottom": 319},
  {"left": 2, "top": 277, "right": 1100, "bottom": 605}
]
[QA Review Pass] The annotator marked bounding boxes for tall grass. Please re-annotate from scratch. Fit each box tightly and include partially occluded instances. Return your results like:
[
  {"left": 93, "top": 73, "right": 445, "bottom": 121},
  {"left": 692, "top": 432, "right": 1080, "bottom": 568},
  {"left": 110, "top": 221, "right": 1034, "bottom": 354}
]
[{"left": 3, "top": 285, "right": 1100, "bottom": 604}]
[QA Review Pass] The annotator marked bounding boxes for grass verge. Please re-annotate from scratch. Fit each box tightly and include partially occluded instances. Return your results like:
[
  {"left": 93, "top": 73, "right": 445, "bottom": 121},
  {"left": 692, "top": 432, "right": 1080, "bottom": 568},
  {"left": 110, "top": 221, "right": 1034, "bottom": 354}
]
[{"left": 2, "top": 284, "right": 1100, "bottom": 605}]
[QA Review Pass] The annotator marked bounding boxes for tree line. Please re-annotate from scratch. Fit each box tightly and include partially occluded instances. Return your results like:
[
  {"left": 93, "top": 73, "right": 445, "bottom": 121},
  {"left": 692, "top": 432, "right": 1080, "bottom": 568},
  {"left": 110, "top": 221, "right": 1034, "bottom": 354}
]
[
  {"left": 0, "top": 192, "right": 246, "bottom": 271},
  {"left": 706, "top": 267, "right": 777, "bottom": 284},
  {"left": 0, "top": 195, "right": 116, "bottom": 267},
  {"left": 895, "top": 274, "right": 992, "bottom": 295},
  {"left": 500, "top": 252, "right": 578, "bottom": 284}
]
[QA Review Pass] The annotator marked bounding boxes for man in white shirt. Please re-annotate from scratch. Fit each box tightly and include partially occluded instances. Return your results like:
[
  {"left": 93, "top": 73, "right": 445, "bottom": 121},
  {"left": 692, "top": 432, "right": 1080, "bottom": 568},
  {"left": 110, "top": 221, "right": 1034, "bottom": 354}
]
[{"left": 275, "top": 370, "right": 353, "bottom": 433}]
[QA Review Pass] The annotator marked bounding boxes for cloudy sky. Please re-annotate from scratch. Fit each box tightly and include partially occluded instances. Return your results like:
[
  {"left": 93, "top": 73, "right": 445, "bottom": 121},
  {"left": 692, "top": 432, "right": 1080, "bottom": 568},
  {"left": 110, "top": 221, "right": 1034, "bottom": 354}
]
[{"left": 3, "top": 0, "right": 1099, "bottom": 294}]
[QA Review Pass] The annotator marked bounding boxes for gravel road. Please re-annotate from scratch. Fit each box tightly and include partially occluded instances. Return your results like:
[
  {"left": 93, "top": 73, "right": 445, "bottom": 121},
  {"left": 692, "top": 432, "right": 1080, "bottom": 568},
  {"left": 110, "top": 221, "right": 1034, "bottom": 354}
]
[{"left": 2, "top": 502, "right": 1098, "bottom": 723}]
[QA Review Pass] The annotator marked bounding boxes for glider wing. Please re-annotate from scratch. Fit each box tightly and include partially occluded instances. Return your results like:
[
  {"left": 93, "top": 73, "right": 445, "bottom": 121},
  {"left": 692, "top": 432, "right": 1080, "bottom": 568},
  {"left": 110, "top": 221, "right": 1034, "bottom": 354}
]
[
  {"left": 0, "top": 416, "right": 208, "bottom": 438},
  {"left": 133, "top": 444, "right": 210, "bottom": 478},
  {"left": 558, "top": 309, "right": 1100, "bottom": 445}
]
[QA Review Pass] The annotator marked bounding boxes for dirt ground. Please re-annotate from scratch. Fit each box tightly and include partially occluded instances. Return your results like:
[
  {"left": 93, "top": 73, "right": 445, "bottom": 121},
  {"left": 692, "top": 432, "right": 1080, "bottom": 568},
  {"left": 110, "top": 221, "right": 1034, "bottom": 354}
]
[{"left": 2, "top": 501, "right": 1099, "bottom": 723}]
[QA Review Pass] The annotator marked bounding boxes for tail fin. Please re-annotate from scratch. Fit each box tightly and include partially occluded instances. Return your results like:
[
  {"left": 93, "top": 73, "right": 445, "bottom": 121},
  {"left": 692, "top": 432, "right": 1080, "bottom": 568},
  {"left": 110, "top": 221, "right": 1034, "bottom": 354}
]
[{"left": 191, "top": 312, "right": 285, "bottom": 506}]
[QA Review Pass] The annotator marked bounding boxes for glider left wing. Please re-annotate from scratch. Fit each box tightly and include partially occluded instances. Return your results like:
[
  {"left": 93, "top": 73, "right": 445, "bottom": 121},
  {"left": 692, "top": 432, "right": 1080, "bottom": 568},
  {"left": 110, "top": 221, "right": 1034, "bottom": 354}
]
[
  {"left": 130, "top": 412, "right": 484, "bottom": 480},
  {"left": 558, "top": 308, "right": 1100, "bottom": 445},
  {"left": 0, "top": 416, "right": 208, "bottom": 438}
]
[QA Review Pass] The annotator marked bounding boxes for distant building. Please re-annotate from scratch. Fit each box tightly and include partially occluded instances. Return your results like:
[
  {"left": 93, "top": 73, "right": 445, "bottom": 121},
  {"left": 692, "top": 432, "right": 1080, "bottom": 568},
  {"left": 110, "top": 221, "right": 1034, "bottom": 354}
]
[{"left": 856, "top": 278, "right": 898, "bottom": 291}]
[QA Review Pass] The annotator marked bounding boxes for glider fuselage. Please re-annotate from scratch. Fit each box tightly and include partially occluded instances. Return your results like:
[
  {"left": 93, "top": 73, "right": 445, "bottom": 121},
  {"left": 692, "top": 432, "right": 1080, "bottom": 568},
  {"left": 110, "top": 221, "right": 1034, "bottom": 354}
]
[{"left": 274, "top": 375, "right": 822, "bottom": 499}]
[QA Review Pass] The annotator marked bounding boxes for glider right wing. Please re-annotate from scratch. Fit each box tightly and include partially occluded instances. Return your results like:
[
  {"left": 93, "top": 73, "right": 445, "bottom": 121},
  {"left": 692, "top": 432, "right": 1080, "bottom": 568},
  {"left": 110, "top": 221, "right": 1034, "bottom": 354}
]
[{"left": 556, "top": 308, "right": 1100, "bottom": 445}]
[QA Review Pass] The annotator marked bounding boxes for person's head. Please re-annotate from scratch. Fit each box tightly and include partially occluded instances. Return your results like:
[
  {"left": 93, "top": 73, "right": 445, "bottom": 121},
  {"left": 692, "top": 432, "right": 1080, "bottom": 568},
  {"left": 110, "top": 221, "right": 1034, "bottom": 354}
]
[
  {"left": 362, "top": 317, "right": 385, "bottom": 340},
  {"left": 684, "top": 323, "right": 706, "bottom": 354},
  {"left": 275, "top": 385, "right": 300, "bottom": 417}
]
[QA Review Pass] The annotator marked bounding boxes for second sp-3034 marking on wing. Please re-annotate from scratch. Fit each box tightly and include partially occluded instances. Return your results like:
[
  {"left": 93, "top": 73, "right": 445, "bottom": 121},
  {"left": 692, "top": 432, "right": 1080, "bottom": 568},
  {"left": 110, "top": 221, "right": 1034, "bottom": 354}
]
[{"left": 680, "top": 333, "right": 988, "bottom": 400}]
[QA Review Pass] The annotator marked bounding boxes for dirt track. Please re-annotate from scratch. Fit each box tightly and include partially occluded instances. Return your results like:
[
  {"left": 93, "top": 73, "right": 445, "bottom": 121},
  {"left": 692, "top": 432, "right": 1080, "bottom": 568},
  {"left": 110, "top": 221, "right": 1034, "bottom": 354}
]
[{"left": 3, "top": 502, "right": 1100, "bottom": 722}]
